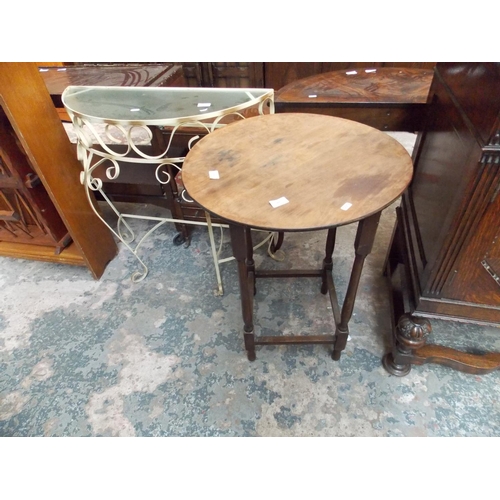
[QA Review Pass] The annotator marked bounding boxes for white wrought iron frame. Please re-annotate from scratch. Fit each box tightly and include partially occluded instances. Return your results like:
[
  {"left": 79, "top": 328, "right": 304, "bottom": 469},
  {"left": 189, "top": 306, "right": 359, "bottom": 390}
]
[{"left": 62, "top": 86, "right": 279, "bottom": 294}]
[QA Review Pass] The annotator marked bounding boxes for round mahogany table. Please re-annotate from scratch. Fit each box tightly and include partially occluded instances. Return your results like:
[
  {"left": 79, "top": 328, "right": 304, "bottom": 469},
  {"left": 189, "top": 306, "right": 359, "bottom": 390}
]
[{"left": 182, "top": 113, "right": 413, "bottom": 361}]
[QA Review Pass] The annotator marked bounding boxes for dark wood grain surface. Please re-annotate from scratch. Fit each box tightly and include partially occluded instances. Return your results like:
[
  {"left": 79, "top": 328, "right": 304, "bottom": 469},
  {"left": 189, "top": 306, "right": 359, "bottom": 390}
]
[
  {"left": 275, "top": 67, "right": 434, "bottom": 132},
  {"left": 265, "top": 62, "right": 436, "bottom": 91},
  {"left": 275, "top": 67, "right": 433, "bottom": 105},
  {"left": 41, "top": 63, "right": 185, "bottom": 108}
]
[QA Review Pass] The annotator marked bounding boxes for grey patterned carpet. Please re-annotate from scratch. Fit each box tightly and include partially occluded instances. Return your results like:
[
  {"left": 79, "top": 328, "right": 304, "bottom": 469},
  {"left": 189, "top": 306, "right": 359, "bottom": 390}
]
[{"left": 1, "top": 132, "right": 500, "bottom": 437}]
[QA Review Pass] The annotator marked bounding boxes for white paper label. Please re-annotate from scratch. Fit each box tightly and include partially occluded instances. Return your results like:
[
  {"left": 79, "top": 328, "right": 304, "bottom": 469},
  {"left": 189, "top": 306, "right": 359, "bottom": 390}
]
[
  {"left": 340, "top": 202, "right": 352, "bottom": 211},
  {"left": 269, "top": 197, "right": 289, "bottom": 208},
  {"left": 209, "top": 170, "right": 220, "bottom": 179},
  {"left": 198, "top": 103, "right": 211, "bottom": 107}
]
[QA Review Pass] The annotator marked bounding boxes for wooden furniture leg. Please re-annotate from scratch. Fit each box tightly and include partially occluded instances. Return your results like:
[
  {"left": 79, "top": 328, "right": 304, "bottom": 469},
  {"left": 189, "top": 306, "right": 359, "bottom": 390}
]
[
  {"left": 321, "top": 227, "right": 337, "bottom": 294},
  {"left": 230, "top": 224, "right": 256, "bottom": 361},
  {"left": 383, "top": 312, "right": 432, "bottom": 376},
  {"left": 333, "top": 212, "right": 381, "bottom": 360}
]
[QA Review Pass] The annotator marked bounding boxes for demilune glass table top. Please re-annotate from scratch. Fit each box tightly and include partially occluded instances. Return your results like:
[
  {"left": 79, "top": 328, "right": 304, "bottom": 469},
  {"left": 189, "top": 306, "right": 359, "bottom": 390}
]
[
  {"left": 61, "top": 84, "right": 276, "bottom": 293},
  {"left": 62, "top": 86, "right": 274, "bottom": 125}
]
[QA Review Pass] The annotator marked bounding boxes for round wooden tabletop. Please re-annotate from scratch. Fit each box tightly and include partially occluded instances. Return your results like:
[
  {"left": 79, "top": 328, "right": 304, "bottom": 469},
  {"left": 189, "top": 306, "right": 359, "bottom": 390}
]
[{"left": 182, "top": 113, "right": 413, "bottom": 231}]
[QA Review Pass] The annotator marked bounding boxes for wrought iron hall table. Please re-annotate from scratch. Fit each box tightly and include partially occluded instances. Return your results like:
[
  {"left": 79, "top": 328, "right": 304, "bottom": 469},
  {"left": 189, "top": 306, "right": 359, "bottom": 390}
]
[
  {"left": 62, "top": 85, "right": 274, "bottom": 291},
  {"left": 182, "top": 113, "right": 413, "bottom": 360}
]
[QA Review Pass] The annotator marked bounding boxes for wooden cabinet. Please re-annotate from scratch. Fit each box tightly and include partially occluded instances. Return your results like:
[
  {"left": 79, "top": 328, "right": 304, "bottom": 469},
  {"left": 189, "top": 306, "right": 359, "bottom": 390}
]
[
  {"left": 0, "top": 109, "right": 71, "bottom": 251},
  {"left": 384, "top": 62, "right": 500, "bottom": 376},
  {"left": 182, "top": 62, "right": 264, "bottom": 87},
  {"left": 274, "top": 67, "right": 433, "bottom": 132},
  {"left": 0, "top": 63, "right": 117, "bottom": 278}
]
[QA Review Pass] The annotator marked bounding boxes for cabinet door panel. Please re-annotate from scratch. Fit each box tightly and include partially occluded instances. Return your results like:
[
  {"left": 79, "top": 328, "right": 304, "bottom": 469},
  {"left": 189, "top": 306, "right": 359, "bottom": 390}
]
[
  {"left": 442, "top": 176, "right": 500, "bottom": 305},
  {"left": 410, "top": 80, "right": 480, "bottom": 295},
  {"left": 0, "top": 109, "right": 69, "bottom": 247}
]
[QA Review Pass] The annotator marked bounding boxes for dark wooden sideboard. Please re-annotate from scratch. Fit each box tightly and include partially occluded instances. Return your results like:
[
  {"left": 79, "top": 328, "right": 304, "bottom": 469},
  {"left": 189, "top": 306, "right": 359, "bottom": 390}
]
[
  {"left": 274, "top": 67, "right": 433, "bottom": 132},
  {"left": 383, "top": 62, "right": 500, "bottom": 375}
]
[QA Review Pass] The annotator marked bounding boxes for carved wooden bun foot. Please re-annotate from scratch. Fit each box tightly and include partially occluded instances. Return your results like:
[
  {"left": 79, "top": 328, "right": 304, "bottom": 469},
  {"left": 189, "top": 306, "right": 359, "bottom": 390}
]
[
  {"left": 383, "top": 314, "right": 432, "bottom": 376},
  {"left": 396, "top": 314, "right": 432, "bottom": 351}
]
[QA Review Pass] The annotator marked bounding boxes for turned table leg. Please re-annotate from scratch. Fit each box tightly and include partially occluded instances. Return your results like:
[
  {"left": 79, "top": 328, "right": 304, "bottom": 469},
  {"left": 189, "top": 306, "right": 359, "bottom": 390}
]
[
  {"left": 229, "top": 224, "right": 256, "bottom": 361},
  {"left": 333, "top": 212, "right": 381, "bottom": 360},
  {"left": 321, "top": 227, "right": 337, "bottom": 295}
]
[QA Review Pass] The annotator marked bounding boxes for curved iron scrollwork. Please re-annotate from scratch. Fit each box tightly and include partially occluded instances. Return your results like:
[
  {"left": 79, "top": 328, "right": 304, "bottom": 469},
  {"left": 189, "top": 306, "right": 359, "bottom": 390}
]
[{"left": 65, "top": 88, "right": 277, "bottom": 293}]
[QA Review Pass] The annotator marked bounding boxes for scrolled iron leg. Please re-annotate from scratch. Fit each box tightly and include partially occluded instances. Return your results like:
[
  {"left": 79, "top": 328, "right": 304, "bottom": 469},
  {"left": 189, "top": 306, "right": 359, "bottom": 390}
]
[
  {"left": 206, "top": 211, "right": 224, "bottom": 296},
  {"left": 270, "top": 231, "right": 284, "bottom": 253}
]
